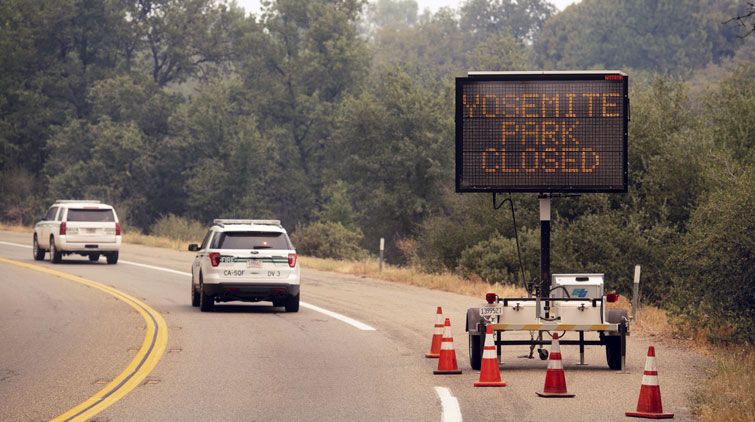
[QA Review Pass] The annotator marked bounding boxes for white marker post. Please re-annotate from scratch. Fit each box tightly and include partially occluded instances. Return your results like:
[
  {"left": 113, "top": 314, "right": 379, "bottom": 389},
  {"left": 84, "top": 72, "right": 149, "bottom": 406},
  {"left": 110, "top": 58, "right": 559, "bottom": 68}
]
[
  {"left": 632, "top": 265, "right": 641, "bottom": 321},
  {"left": 379, "top": 237, "right": 385, "bottom": 272}
]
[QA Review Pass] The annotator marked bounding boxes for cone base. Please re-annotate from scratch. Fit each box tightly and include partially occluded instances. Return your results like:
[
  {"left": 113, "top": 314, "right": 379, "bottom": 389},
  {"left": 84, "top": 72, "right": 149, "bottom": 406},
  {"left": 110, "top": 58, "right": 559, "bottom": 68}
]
[
  {"left": 433, "top": 369, "right": 462, "bottom": 375},
  {"left": 536, "top": 391, "right": 575, "bottom": 398},
  {"left": 625, "top": 411, "right": 674, "bottom": 419},
  {"left": 425, "top": 353, "right": 440, "bottom": 358},
  {"left": 474, "top": 381, "right": 507, "bottom": 387}
]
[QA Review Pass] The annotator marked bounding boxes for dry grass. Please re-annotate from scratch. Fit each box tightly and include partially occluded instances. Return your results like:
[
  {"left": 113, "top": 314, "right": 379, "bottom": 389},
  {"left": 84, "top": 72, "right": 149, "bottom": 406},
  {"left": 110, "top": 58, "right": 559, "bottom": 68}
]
[
  {"left": 123, "top": 232, "right": 199, "bottom": 251},
  {"left": 692, "top": 349, "right": 755, "bottom": 422},
  {"left": 300, "top": 256, "right": 526, "bottom": 298},
  {"left": 0, "top": 222, "right": 30, "bottom": 233}
]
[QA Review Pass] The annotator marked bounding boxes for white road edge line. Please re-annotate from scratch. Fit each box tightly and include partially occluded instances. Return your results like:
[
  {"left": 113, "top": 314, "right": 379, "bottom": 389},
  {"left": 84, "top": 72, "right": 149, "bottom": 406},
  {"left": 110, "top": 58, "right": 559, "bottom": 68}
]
[
  {"left": 299, "top": 302, "right": 376, "bottom": 331},
  {"left": 0, "top": 239, "right": 378, "bottom": 330},
  {"left": 0, "top": 241, "right": 31, "bottom": 249},
  {"left": 434, "top": 386, "right": 463, "bottom": 422}
]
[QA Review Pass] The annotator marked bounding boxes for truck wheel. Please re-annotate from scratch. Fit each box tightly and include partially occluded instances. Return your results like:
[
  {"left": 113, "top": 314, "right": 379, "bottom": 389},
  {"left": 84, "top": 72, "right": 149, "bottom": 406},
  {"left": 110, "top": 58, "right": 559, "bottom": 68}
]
[
  {"left": 33, "top": 235, "right": 45, "bottom": 261},
  {"left": 285, "top": 294, "right": 300, "bottom": 312},
  {"left": 106, "top": 252, "right": 119, "bottom": 264},
  {"left": 50, "top": 236, "right": 62, "bottom": 263},
  {"left": 199, "top": 278, "right": 214, "bottom": 312},
  {"left": 605, "top": 308, "right": 628, "bottom": 370},
  {"left": 469, "top": 332, "right": 483, "bottom": 370},
  {"left": 89, "top": 254, "right": 100, "bottom": 262}
]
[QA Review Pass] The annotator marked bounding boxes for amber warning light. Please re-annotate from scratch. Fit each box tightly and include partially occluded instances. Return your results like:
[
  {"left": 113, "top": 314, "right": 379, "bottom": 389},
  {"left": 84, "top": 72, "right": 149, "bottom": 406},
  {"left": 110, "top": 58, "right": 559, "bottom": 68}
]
[{"left": 455, "top": 72, "right": 628, "bottom": 193}]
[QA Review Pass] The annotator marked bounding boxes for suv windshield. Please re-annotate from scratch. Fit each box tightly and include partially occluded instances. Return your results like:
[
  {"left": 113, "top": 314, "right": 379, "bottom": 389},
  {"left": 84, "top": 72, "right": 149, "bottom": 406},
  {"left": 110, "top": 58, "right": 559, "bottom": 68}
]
[
  {"left": 213, "top": 231, "right": 291, "bottom": 250},
  {"left": 67, "top": 209, "right": 116, "bottom": 222}
]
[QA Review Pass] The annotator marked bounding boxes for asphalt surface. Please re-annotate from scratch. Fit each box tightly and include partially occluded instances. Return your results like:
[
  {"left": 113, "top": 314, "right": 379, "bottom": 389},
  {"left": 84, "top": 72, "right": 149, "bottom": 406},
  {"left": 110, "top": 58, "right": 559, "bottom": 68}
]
[{"left": 0, "top": 230, "right": 705, "bottom": 421}]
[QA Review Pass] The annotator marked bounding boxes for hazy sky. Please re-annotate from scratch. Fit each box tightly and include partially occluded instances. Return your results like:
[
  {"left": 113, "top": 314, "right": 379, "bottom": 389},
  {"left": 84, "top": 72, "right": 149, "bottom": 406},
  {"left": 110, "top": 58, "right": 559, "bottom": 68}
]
[{"left": 235, "top": 0, "right": 580, "bottom": 16}]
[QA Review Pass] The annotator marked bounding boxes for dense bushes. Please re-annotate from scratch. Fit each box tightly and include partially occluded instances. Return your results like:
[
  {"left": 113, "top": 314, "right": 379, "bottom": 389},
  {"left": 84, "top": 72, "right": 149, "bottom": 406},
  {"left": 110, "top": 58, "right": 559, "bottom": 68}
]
[
  {"left": 291, "top": 222, "right": 368, "bottom": 260},
  {"left": 149, "top": 215, "right": 207, "bottom": 242}
]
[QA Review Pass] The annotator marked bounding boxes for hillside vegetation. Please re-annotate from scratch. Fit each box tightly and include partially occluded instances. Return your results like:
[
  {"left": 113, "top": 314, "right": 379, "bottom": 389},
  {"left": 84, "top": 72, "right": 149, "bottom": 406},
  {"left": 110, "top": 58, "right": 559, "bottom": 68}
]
[{"left": 0, "top": 0, "right": 753, "bottom": 349}]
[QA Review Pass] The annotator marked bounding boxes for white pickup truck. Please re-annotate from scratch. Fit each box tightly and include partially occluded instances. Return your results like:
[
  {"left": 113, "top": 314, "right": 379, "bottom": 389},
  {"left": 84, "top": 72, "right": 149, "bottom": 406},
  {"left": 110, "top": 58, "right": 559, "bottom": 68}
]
[{"left": 33, "top": 200, "right": 122, "bottom": 264}]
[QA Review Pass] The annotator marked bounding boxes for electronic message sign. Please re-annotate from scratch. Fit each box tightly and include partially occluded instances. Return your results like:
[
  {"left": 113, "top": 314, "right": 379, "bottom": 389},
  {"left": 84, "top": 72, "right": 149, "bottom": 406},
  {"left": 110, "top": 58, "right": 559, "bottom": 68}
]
[{"left": 456, "top": 72, "right": 628, "bottom": 193}]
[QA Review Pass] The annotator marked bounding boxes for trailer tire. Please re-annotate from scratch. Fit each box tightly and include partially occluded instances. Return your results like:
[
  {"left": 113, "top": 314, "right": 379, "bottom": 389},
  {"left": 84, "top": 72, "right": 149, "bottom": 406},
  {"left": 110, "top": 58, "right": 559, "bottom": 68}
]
[
  {"left": 469, "top": 330, "right": 483, "bottom": 370},
  {"left": 605, "top": 308, "right": 628, "bottom": 370}
]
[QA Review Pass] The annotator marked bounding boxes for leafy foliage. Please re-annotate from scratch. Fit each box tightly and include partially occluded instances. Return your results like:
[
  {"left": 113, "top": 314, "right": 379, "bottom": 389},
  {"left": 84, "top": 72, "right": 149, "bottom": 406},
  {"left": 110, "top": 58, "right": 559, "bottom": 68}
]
[{"left": 291, "top": 221, "right": 368, "bottom": 260}]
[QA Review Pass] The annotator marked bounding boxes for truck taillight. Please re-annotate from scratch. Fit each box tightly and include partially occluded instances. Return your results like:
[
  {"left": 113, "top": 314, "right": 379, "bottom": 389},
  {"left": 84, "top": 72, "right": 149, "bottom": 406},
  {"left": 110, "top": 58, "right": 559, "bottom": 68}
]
[
  {"left": 59, "top": 222, "right": 66, "bottom": 235},
  {"left": 115, "top": 222, "right": 121, "bottom": 236},
  {"left": 288, "top": 253, "right": 297, "bottom": 268},
  {"left": 485, "top": 292, "right": 498, "bottom": 303},
  {"left": 209, "top": 252, "right": 221, "bottom": 267},
  {"left": 606, "top": 292, "right": 619, "bottom": 303}
]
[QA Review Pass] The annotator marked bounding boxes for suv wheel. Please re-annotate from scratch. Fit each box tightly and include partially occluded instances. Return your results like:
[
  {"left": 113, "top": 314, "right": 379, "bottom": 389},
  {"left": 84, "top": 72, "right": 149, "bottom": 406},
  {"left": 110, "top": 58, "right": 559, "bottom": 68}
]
[
  {"left": 50, "top": 236, "right": 62, "bottom": 263},
  {"left": 33, "top": 235, "right": 45, "bottom": 261},
  {"left": 191, "top": 275, "right": 200, "bottom": 307},
  {"left": 199, "top": 277, "right": 214, "bottom": 312},
  {"left": 106, "top": 252, "right": 119, "bottom": 264},
  {"left": 284, "top": 294, "right": 300, "bottom": 312},
  {"left": 89, "top": 253, "right": 100, "bottom": 262}
]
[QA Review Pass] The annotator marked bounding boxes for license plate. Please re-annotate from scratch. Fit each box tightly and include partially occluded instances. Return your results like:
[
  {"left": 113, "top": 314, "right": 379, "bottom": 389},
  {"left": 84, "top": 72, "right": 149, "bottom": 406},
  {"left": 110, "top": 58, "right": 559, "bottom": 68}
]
[
  {"left": 246, "top": 259, "right": 262, "bottom": 268},
  {"left": 480, "top": 305, "right": 503, "bottom": 317},
  {"left": 86, "top": 228, "right": 98, "bottom": 234}
]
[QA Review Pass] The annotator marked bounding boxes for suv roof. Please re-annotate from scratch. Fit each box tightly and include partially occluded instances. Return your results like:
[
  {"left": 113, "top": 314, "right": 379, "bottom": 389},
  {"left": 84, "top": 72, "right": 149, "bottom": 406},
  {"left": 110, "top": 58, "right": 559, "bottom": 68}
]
[
  {"left": 211, "top": 219, "right": 286, "bottom": 233},
  {"left": 53, "top": 200, "right": 114, "bottom": 210}
]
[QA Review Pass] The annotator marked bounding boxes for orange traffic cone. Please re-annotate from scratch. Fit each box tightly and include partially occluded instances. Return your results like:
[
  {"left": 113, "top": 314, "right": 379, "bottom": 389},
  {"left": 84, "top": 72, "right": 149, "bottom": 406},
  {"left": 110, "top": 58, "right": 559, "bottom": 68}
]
[
  {"left": 536, "top": 333, "right": 575, "bottom": 397},
  {"left": 425, "top": 306, "right": 444, "bottom": 358},
  {"left": 626, "top": 346, "right": 674, "bottom": 419},
  {"left": 474, "top": 325, "right": 506, "bottom": 387},
  {"left": 433, "top": 318, "right": 462, "bottom": 375}
]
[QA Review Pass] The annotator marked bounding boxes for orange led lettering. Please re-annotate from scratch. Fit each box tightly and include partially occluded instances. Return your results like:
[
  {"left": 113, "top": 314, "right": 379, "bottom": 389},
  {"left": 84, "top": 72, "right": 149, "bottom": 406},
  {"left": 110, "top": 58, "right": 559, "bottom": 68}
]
[
  {"left": 541, "top": 94, "right": 560, "bottom": 118},
  {"left": 541, "top": 120, "right": 558, "bottom": 145},
  {"left": 601, "top": 93, "right": 620, "bottom": 117},
  {"left": 520, "top": 122, "right": 539, "bottom": 145},
  {"left": 482, "top": 94, "right": 499, "bottom": 118},
  {"left": 522, "top": 93, "right": 539, "bottom": 118},
  {"left": 565, "top": 93, "right": 577, "bottom": 117},
  {"left": 541, "top": 148, "right": 559, "bottom": 173},
  {"left": 501, "top": 122, "right": 517, "bottom": 146},
  {"left": 581, "top": 148, "right": 600, "bottom": 172},
  {"left": 463, "top": 94, "right": 480, "bottom": 118},
  {"left": 560, "top": 121, "right": 579, "bottom": 145},
  {"left": 562, "top": 147, "right": 579, "bottom": 172},
  {"left": 482, "top": 148, "right": 500, "bottom": 173},
  {"left": 502, "top": 94, "right": 517, "bottom": 117},
  {"left": 583, "top": 92, "right": 600, "bottom": 117},
  {"left": 521, "top": 149, "right": 539, "bottom": 172}
]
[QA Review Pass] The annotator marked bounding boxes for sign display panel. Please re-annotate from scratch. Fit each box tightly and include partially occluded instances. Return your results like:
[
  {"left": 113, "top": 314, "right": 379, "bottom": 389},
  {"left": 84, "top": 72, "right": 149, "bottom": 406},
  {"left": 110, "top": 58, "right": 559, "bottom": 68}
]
[{"left": 456, "top": 72, "right": 628, "bottom": 192}]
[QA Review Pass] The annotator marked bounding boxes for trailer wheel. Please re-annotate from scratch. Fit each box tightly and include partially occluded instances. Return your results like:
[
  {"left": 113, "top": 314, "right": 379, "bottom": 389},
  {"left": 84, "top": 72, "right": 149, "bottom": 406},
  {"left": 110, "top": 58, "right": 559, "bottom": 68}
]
[
  {"left": 469, "top": 330, "right": 483, "bottom": 370},
  {"left": 605, "top": 308, "right": 628, "bottom": 369}
]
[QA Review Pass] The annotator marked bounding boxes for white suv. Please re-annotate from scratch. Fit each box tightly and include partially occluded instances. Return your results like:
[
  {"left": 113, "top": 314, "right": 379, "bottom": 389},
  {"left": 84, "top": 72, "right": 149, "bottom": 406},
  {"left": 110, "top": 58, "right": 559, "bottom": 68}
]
[
  {"left": 189, "top": 219, "right": 300, "bottom": 312},
  {"left": 33, "top": 200, "right": 122, "bottom": 264}
]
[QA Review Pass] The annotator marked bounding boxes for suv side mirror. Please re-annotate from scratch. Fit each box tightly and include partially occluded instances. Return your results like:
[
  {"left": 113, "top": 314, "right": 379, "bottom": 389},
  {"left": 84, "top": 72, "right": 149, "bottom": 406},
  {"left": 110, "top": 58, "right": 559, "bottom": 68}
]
[{"left": 188, "top": 244, "right": 199, "bottom": 252}]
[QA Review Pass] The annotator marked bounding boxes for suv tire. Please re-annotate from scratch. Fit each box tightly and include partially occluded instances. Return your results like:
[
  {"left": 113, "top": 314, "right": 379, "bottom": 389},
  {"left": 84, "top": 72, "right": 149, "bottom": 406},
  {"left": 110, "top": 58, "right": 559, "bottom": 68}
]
[
  {"left": 33, "top": 235, "right": 45, "bottom": 261},
  {"left": 284, "top": 294, "right": 300, "bottom": 312},
  {"left": 106, "top": 252, "right": 119, "bottom": 264},
  {"left": 50, "top": 236, "right": 62, "bottom": 263},
  {"left": 191, "top": 275, "right": 200, "bottom": 307},
  {"left": 89, "top": 253, "right": 100, "bottom": 262},
  {"left": 199, "top": 277, "right": 214, "bottom": 312}
]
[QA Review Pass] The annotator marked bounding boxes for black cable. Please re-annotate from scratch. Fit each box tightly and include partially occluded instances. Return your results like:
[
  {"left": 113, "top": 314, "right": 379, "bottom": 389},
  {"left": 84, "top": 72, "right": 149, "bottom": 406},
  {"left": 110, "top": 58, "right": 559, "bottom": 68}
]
[{"left": 508, "top": 193, "right": 529, "bottom": 291}]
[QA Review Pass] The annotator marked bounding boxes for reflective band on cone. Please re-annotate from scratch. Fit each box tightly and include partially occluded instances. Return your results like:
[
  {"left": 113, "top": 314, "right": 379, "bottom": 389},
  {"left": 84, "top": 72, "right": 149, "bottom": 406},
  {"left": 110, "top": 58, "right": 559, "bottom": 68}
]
[
  {"left": 433, "top": 318, "right": 462, "bottom": 375},
  {"left": 425, "top": 306, "right": 444, "bottom": 358},
  {"left": 536, "top": 333, "right": 575, "bottom": 398},
  {"left": 626, "top": 346, "right": 674, "bottom": 419},
  {"left": 474, "top": 325, "right": 506, "bottom": 387}
]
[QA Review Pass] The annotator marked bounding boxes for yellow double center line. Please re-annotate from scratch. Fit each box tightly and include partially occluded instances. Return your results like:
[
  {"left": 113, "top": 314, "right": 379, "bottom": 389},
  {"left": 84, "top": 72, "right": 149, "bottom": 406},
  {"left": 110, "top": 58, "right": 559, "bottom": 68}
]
[{"left": 0, "top": 257, "right": 168, "bottom": 421}]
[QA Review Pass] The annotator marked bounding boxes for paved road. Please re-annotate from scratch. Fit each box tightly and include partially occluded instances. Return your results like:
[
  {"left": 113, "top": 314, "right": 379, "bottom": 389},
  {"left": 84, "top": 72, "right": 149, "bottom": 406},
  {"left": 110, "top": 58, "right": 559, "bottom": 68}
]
[{"left": 0, "top": 231, "right": 704, "bottom": 421}]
